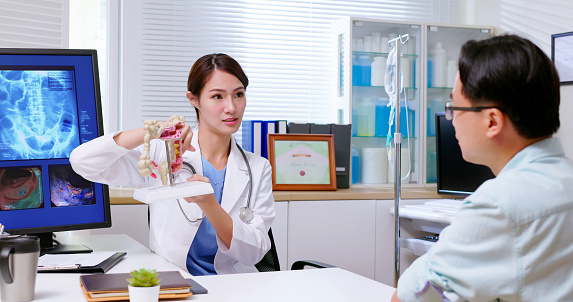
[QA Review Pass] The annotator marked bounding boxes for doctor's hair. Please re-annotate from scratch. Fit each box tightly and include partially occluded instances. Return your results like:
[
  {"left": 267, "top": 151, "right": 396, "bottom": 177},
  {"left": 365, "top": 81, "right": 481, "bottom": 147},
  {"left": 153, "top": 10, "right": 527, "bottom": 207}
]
[
  {"left": 187, "top": 53, "right": 249, "bottom": 122},
  {"left": 458, "top": 34, "right": 560, "bottom": 139}
]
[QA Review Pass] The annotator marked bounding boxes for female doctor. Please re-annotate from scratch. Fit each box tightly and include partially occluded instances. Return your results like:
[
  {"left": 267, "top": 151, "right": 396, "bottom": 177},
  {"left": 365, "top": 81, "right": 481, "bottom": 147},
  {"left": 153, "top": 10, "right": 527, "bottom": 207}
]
[{"left": 70, "top": 53, "right": 275, "bottom": 275}]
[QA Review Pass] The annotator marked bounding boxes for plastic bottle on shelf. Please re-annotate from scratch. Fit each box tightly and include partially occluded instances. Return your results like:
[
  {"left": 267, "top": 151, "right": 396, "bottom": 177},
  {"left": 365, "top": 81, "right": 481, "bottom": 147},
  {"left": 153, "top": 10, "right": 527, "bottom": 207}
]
[
  {"left": 371, "top": 32, "right": 381, "bottom": 53},
  {"left": 363, "top": 36, "right": 372, "bottom": 52},
  {"left": 380, "top": 37, "right": 389, "bottom": 53},
  {"left": 374, "top": 99, "right": 390, "bottom": 137},
  {"left": 356, "top": 38, "right": 364, "bottom": 52},
  {"left": 400, "top": 56, "right": 412, "bottom": 88},
  {"left": 357, "top": 55, "right": 371, "bottom": 86},
  {"left": 430, "top": 42, "right": 447, "bottom": 88},
  {"left": 352, "top": 54, "right": 359, "bottom": 86},
  {"left": 371, "top": 56, "right": 386, "bottom": 86},
  {"left": 446, "top": 60, "right": 457, "bottom": 88},
  {"left": 356, "top": 97, "right": 376, "bottom": 136},
  {"left": 351, "top": 145, "right": 360, "bottom": 184}
]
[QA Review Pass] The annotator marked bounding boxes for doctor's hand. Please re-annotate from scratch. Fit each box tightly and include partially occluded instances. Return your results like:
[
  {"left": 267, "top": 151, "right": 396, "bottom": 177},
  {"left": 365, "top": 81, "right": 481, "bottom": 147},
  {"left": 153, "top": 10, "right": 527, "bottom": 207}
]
[
  {"left": 179, "top": 124, "right": 195, "bottom": 153},
  {"left": 183, "top": 174, "right": 214, "bottom": 205}
]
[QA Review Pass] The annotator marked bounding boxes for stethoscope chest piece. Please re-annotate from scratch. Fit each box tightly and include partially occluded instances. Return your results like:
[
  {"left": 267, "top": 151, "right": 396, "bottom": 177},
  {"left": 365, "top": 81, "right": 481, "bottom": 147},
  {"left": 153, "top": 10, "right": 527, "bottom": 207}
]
[{"left": 239, "top": 206, "right": 254, "bottom": 223}]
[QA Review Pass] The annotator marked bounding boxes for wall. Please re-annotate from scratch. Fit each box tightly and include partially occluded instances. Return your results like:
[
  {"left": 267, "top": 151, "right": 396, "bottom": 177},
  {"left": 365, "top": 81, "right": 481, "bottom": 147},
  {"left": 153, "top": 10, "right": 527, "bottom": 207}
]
[{"left": 463, "top": 0, "right": 573, "bottom": 158}]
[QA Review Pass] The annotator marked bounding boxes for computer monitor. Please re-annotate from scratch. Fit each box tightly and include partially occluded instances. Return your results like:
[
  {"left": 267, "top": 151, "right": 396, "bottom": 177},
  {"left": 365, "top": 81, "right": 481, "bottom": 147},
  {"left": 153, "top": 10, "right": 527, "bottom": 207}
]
[
  {"left": 0, "top": 48, "right": 111, "bottom": 253},
  {"left": 435, "top": 112, "right": 495, "bottom": 196}
]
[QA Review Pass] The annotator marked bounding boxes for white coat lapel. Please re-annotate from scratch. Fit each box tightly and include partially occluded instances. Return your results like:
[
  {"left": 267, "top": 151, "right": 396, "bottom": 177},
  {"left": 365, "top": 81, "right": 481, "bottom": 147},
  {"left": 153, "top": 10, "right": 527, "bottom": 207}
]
[{"left": 220, "top": 137, "right": 249, "bottom": 213}]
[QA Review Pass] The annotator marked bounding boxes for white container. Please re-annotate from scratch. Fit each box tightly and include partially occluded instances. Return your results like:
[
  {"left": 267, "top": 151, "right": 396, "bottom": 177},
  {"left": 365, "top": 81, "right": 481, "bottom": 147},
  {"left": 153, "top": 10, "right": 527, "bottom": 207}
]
[
  {"left": 430, "top": 42, "right": 447, "bottom": 87},
  {"left": 371, "top": 32, "right": 381, "bottom": 52},
  {"left": 363, "top": 35, "right": 372, "bottom": 52},
  {"left": 387, "top": 147, "right": 411, "bottom": 184},
  {"left": 129, "top": 285, "right": 160, "bottom": 302},
  {"left": 446, "top": 60, "right": 457, "bottom": 88},
  {"left": 361, "top": 148, "right": 388, "bottom": 184},
  {"left": 371, "top": 56, "right": 386, "bottom": 86},
  {"left": 356, "top": 38, "right": 364, "bottom": 52},
  {"left": 356, "top": 97, "right": 376, "bottom": 136},
  {"left": 380, "top": 37, "right": 390, "bottom": 53},
  {"left": 400, "top": 57, "right": 412, "bottom": 88}
]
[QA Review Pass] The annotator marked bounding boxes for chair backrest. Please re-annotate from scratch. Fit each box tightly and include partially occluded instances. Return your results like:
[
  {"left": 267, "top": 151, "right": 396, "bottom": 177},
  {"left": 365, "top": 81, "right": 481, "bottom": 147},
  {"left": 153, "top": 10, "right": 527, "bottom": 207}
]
[{"left": 255, "top": 228, "right": 280, "bottom": 272}]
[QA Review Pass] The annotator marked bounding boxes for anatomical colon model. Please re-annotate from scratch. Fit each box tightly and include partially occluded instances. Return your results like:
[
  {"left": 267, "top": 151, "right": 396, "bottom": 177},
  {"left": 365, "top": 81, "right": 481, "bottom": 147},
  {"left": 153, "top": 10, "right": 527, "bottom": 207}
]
[{"left": 137, "top": 115, "right": 186, "bottom": 186}]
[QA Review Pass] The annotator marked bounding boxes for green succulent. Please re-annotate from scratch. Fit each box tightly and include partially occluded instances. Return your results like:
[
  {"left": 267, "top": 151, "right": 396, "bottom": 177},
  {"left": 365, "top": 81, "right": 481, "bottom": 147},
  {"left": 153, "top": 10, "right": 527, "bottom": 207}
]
[{"left": 127, "top": 268, "right": 161, "bottom": 287}]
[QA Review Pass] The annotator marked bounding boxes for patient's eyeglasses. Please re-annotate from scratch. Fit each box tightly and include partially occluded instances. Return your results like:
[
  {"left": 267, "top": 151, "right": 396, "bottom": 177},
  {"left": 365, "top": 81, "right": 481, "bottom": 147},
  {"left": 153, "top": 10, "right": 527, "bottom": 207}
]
[{"left": 444, "top": 101, "right": 502, "bottom": 120}]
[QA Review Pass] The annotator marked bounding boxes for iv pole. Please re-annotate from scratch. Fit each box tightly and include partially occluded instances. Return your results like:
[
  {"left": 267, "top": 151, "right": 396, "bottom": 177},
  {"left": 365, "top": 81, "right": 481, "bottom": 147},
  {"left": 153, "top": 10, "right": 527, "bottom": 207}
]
[{"left": 388, "top": 34, "right": 409, "bottom": 287}]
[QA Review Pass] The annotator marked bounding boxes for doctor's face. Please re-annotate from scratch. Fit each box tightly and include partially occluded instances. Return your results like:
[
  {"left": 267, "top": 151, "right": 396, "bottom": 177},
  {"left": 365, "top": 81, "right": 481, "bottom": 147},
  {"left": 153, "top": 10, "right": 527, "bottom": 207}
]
[{"left": 190, "top": 70, "right": 246, "bottom": 136}]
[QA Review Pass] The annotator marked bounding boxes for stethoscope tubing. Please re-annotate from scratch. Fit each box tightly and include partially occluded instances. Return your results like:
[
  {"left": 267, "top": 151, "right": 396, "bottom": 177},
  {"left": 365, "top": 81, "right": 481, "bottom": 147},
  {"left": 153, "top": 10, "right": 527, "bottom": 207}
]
[{"left": 179, "top": 142, "right": 253, "bottom": 223}]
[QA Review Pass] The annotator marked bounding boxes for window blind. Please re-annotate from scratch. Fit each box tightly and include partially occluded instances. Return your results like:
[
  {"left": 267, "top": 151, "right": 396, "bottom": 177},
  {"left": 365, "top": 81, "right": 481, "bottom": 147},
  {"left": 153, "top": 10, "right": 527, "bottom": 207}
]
[
  {"left": 0, "top": 0, "right": 67, "bottom": 48},
  {"left": 119, "top": 0, "right": 459, "bottom": 132}
]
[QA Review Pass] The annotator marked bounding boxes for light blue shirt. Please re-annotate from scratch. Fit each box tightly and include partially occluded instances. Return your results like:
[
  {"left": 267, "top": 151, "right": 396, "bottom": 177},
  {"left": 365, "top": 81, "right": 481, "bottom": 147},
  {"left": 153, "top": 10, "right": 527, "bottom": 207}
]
[
  {"left": 186, "top": 155, "right": 227, "bottom": 276},
  {"left": 398, "top": 137, "right": 573, "bottom": 301}
]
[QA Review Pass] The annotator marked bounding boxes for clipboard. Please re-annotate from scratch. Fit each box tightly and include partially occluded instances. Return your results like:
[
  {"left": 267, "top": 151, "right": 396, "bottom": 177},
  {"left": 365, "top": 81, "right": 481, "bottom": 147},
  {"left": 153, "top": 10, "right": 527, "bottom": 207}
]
[{"left": 38, "top": 252, "right": 127, "bottom": 274}]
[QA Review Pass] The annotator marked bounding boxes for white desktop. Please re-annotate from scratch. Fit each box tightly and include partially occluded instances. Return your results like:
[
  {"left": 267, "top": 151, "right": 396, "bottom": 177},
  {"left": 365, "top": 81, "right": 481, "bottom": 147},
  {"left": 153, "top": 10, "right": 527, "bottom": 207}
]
[{"left": 34, "top": 233, "right": 395, "bottom": 301}]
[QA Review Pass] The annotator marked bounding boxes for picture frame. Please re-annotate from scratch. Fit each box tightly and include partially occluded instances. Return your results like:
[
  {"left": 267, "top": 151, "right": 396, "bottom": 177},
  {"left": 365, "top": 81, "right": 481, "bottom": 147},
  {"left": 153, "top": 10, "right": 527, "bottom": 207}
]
[
  {"left": 267, "top": 134, "right": 337, "bottom": 191},
  {"left": 551, "top": 31, "right": 573, "bottom": 85}
]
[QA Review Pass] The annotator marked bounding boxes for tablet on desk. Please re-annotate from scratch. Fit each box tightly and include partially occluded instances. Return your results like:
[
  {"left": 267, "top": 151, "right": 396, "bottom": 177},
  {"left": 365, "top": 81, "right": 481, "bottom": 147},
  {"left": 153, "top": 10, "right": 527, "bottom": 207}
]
[{"left": 38, "top": 251, "right": 127, "bottom": 273}]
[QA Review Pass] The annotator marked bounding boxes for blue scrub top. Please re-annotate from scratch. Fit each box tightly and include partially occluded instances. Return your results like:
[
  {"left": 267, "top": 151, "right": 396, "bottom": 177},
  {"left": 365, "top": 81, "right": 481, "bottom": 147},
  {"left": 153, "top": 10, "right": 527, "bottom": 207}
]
[{"left": 186, "top": 155, "right": 227, "bottom": 275}]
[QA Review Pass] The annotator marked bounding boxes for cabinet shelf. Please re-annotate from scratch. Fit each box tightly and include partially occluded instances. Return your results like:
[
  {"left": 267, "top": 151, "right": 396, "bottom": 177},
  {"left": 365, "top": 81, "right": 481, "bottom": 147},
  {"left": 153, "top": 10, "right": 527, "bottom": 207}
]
[
  {"left": 352, "top": 85, "right": 417, "bottom": 89},
  {"left": 353, "top": 51, "right": 418, "bottom": 58}
]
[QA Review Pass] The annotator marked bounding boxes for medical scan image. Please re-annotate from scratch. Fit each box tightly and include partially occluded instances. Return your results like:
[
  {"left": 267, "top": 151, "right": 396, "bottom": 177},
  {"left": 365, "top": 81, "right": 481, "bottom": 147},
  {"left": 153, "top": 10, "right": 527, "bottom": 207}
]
[
  {"left": 49, "top": 165, "right": 94, "bottom": 207},
  {"left": 0, "top": 167, "right": 43, "bottom": 210},
  {"left": 0, "top": 68, "right": 81, "bottom": 161}
]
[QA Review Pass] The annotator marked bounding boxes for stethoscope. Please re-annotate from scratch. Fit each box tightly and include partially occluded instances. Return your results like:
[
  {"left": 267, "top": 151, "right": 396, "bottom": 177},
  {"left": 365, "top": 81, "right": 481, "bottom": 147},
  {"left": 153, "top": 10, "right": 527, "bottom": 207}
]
[{"left": 178, "top": 142, "right": 254, "bottom": 223}]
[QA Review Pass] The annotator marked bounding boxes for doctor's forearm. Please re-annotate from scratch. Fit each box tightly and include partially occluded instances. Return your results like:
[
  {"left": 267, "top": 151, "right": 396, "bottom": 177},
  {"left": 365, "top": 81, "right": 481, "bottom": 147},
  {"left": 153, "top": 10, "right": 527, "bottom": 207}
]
[{"left": 200, "top": 199, "right": 233, "bottom": 248}]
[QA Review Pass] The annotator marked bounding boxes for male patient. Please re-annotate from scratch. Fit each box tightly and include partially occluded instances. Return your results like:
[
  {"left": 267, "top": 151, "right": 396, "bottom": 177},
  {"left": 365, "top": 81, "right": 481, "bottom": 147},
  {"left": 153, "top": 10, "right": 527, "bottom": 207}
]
[{"left": 393, "top": 34, "right": 573, "bottom": 301}]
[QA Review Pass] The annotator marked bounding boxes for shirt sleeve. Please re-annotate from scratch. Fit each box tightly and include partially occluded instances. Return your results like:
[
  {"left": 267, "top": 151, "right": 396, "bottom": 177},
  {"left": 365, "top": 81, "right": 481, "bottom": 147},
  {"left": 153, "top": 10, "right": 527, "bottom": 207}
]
[
  {"left": 397, "top": 192, "right": 520, "bottom": 302},
  {"left": 69, "top": 132, "right": 148, "bottom": 187}
]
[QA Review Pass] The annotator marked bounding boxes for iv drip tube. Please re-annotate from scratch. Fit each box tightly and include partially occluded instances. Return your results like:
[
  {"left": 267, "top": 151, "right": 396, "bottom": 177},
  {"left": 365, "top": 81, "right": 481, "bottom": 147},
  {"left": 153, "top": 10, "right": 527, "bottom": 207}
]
[{"left": 388, "top": 34, "right": 409, "bottom": 287}]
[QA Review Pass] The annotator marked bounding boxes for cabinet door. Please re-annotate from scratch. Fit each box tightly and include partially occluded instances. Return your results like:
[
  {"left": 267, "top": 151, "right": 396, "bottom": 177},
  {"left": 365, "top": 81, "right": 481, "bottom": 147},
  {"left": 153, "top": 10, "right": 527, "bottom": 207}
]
[
  {"left": 287, "top": 199, "right": 376, "bottom": 279},
  {"left": 273, "top": 201, "right": 289, "bottom": 271},
  {"left": 336, "top": 18, "right": 422, "bottom": 186},
  {"left": 425, "top": 25, "right": 493, "bottom": 183}
]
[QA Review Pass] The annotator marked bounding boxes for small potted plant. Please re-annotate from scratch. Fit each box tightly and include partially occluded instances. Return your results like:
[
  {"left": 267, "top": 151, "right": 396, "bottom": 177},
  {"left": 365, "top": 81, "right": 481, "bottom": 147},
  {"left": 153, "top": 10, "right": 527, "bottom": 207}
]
[{"left": 127, "top": 268, "right": 161, "bottom": 302}]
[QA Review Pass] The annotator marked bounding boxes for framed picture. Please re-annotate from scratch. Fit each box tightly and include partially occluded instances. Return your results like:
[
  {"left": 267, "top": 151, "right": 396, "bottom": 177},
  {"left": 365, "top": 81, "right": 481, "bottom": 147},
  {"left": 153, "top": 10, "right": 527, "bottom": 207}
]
[
  {"left": 551, "top": 31, "right": 573, "bottom": 85},
  {"left": 268, "top": 134, "right": 337, "bottom": 191}
]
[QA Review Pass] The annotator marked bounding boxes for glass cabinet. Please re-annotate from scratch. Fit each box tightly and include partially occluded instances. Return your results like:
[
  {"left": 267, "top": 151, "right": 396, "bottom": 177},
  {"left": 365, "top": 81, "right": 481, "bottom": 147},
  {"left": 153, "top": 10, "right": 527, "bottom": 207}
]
[
  {"left": 333, "top": 17, "right": 493, "bottom": 187},
  {"left": 425, "top": 25, "right": 492, "bottom": 183}
]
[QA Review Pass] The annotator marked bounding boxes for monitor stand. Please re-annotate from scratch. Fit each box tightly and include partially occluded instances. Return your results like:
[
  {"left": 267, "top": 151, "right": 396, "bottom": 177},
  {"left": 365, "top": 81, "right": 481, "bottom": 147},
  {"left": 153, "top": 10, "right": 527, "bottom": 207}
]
[{"left": 32, "top": 232, "right": 93, "bottom": 255}]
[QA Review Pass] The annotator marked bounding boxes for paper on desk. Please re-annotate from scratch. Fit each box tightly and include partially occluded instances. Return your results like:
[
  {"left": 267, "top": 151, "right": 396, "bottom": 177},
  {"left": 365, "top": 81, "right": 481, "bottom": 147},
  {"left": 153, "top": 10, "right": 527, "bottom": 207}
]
[{"left": 38, "top": 252, "right": 117, "bottom": 267}]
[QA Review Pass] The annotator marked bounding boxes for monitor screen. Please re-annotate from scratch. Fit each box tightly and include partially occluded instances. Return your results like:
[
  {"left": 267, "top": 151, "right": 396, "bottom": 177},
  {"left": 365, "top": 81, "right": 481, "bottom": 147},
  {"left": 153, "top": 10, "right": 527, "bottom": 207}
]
[
  {"left": 436, "top": 112, "right": 495, "bottom": 196},
  {"left": 0, "top": 48, "right": 110, "bottom": 252}
]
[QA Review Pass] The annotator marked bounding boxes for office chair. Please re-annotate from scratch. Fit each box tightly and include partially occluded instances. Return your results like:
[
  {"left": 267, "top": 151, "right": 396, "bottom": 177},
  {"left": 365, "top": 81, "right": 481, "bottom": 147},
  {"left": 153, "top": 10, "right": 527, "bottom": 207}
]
[
  {"left": 290, "top": 259, "right": 335, "bottom": 270},
  {"left": 255, "top": 228, "right": 281, "bottom": 272}
]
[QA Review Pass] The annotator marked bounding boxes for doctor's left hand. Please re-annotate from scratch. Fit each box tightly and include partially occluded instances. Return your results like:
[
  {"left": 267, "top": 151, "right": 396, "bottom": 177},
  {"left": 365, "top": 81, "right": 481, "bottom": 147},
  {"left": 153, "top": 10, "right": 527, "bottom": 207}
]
[{"left": 183, "top": 174, "right": 214, "bottom": 205}]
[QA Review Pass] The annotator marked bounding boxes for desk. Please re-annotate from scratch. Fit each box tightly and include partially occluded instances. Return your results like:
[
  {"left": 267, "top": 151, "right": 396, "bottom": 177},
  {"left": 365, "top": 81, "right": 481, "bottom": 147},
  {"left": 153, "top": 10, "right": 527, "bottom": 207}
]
[{"left": 35, "top": 234, "right": 395, "bottom": 301}]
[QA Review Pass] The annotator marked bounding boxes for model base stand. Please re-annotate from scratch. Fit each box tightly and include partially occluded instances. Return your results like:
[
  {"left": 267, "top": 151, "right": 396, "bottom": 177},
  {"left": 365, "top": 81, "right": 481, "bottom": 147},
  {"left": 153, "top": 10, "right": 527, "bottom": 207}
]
[{"left": 133, "top": 181, "right": 214, "bottom": 203}]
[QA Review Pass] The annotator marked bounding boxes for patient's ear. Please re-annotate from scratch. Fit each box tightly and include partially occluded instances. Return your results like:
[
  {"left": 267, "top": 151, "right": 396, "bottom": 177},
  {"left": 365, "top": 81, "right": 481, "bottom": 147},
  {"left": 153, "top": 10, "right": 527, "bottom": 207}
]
[{"left": 485, "top": 108, "right": 504, "bottom": 138}]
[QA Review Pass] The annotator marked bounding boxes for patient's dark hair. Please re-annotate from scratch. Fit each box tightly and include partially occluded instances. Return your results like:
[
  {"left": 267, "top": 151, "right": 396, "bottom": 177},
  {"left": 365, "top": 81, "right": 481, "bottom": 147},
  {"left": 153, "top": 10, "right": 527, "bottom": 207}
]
[
  {"left": 187, "top": 53, "right": 249, "bottom": 122},
  {"left": 458, "top": 34, "right": 560, "bottom": 139}
]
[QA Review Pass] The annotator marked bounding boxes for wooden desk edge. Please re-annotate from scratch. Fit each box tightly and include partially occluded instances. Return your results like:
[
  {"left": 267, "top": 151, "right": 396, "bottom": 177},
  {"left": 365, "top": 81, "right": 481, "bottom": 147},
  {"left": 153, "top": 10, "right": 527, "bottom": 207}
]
[{"left": 109, "top": 186, "right": 458, "bottom": 204}]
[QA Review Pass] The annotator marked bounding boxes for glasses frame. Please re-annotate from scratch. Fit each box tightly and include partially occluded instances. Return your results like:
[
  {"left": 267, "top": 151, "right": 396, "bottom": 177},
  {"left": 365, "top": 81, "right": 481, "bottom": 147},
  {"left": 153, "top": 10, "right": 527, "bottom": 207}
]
[{"left": 444, "top": 101, "right": 502, "bottom": 120}]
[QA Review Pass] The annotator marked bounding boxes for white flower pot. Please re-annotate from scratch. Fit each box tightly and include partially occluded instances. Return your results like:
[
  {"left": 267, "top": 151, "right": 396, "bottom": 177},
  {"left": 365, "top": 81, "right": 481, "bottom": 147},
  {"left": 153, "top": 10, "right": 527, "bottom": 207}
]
[{"left": 128, "top": 285, "right": 160, "bottom": 302}]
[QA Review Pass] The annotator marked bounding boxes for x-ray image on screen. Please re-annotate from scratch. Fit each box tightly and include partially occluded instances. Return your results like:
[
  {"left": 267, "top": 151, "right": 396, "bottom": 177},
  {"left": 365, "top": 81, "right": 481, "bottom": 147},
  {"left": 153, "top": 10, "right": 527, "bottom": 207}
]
[
  {"left": 0, "top": 167, "right": 43, "bottom": 211},
  {"left": 0, "top": 67, "right": 81, "bottom": 161},
  {"left": 49, "top": 165, "right": 94, "bottom": 207}
]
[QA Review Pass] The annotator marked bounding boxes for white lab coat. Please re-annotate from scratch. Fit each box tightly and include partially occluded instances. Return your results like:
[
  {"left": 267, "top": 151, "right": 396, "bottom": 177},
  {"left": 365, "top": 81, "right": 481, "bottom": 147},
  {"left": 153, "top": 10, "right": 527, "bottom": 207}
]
[{"left": 69, "top": 127, "right": 276, "bottom": 274}]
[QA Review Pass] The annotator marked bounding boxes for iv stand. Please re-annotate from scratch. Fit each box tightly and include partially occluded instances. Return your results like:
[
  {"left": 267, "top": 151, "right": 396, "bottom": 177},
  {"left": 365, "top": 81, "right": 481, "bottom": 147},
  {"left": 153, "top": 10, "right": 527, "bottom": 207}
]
[{"left": 388, "top": 34, "right": 409, "bottom": 287}]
